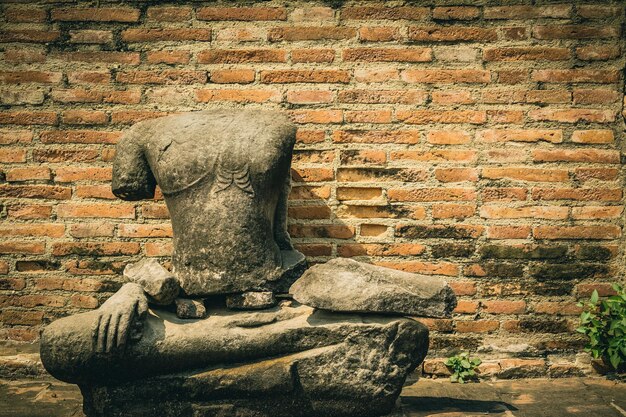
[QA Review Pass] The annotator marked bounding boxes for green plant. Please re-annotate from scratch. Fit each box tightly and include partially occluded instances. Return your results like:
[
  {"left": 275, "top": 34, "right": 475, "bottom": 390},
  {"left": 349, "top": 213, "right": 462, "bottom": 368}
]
[
  {"left": 576, "top": 284, "right": 626, "bottom": 371},
  {"left": 444, "top": 352, "right": 481, "bottom": 383}
]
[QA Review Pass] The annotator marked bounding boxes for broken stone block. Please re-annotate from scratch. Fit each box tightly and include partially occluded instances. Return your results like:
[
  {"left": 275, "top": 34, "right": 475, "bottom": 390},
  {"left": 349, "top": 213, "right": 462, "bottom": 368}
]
[
  {"left": 123, "top": 258, "right": 179, "bottom": 305},
  {"left": 175, "top": 298, "right": 206, "bottom": 319},
  {"left": 226, "top": 291, "right": 276, "bottom": 310},
  {"left": 290, "top": 258, "right": 457, "bottom": 318}
]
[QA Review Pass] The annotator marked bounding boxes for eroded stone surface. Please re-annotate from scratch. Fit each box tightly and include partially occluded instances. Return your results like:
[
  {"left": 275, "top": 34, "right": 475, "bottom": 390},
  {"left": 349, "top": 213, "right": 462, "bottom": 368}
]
[
  {"left": 226, "top": 291, "right": 276, "bottom": 310},
  {"left": 290, "top": 258, "right": 457, "bottom": 318},
  {"left": 175, "top": 298, "right": 206, "bottom": 319},
  {"left": 112, "top": 110, "right": 303, "bottom": 296},
  {"left": 124, "top": 258, "right": 179, "bottom": 305}
]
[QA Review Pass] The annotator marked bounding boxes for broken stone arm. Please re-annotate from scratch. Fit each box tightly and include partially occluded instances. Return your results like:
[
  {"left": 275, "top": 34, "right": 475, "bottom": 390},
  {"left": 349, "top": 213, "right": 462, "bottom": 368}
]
[
  {"left": 274, "top": 165, "right": 294, "bottom": 250},
  {"left": 111, "top": 131, "right": 156, "bottom": 201}
]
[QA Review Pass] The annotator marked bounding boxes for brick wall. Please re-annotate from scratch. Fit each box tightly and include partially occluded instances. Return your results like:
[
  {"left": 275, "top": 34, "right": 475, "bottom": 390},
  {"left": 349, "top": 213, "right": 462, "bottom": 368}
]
[{"left": 0, "top": 1, "right": 624, "bottom": 377}]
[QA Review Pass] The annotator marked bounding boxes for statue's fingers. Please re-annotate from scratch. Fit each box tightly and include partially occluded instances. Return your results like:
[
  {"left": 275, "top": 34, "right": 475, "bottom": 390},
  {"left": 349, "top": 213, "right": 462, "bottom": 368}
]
[
  {"left": 116, "top": 311, "right": 132, "bottom": 350},
  {"left": 97, "top": 314, "right": 111, "bottom": 353},
  {"left": 91, "top": 313, "right": 102, "bottom": 348},
  {"left": 136, "top": 298, "right": 148, "bottom": 317},
  {"left": 106, "top": 313, "right": 121, "bottom": 353}
]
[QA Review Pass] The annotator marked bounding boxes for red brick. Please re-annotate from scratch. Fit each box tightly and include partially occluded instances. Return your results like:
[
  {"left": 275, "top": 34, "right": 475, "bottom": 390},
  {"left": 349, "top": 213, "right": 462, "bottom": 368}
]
[
  {"left": 0, "top": 30, "right": 60, "bottom": 43},
  {"left": 0, "top": 310, "right": 45, "bottom": 326},
  {"left": 122, "top": 29, "right": 212, "bottom": 42},
  {"left": 482, "top": 300, "right": 526, "bottom": 314},
  {"left": 291, "top": 167, "right": 334, "bottom": 182},
  {"left": 342, "top": 6, "right": 428, "bottom": 20},
  {"left": 197, "top": 7, "right": 287, "bottom": 21},
  {"left": 0, "top": 71, "right": 61, "bottom": 85},
  {"left": 7, "top": 204, "right": 52, "bottom": 219},
  {"left": 199, "top": 49, "right": 286, "bottom": 64},
  {"left": 480, "top": 206, "right": 568, "bottom": 220},
  {"left": 344, "top": 110, "right": 392, "bottom": 124},
  {"left": 479, "top": 129, "right": 562, "bottom": 143},
  {"left": 294, "top": 244, "right": 332, "bottom": 257},
  {"left": 336, "top": 187, "right": 383, "bottom": 201},
  {"left": 296, "top": 130, "right": 325, "bottom": 144},
  {"left": 343, "top": 48, "right": 431, "bottom": 62},
  {"left": 6, "top": 167, "right": 51, "bottom": 182},
  {"left": 388, "top": 188, "right": 475, "bottom": 202},
  {"left": 571, "top": 130, "right": 614, "bottom": 144},
  {"left": 484, "top": 47, "right": 570, "bottom": 61},
  {"left": 57, "top": 203, "right": 134, "bottom": 219},
  {"left": 575, "top": 168, "right": 619, "bottom": 182},
  {"left": 339, "top": 149, "right": 385, "bottom": 165},
  {"left": 289, "top": 186, "right": 331, "bottom": 201},
  {"left": 360, "top": 224, "right": 388, "bottom": 237},
  {"left": 3, "top": 48, "right": 46, "bottom": 63},
  {"left": 51, "top": 8, "right": 140, "bottom": 22},
  {"left": 118, "top": 224, "right": 173, "bottom": 238},
  {"left": 575, "top": 45, "right": 621, "bottom": 61},
  {"left": 288, "top": 224, "right": 355, "bottom": 239},
  {"left": 111, "top": 111, "right": 168, "bottom": 124},
  {"left": 210, "top": 69, "right": 255, "bottom": 84},
  {"left": 67, "top": 71, "right": 111, "bottom": 84},
  {"left": 354, "top": 69, "right": 399, "bottom": 83},
  {"left": 532, "top": 149, "right": 619, "bottom": 164},
  {"left": 146, "top": 51, "right": 191, "bottom": 65},
  {"left": 54, "top": 167, "right": 111, "bottom": 182},
  {"left": 0, "top": 130, "right": 32, "bottom": 145},
  {"left": 435, "top": 168, "right": 478, "bottom": 183},
  {"left": 62, "top": 110, "right": 107, "bottom": 125},
  {"left": 75, "top": 185, "right": 116, "bottom": 200},
  {"left": 532, "top": 69, "right": 620, "bottom": 83},
  {"left": 432, "top": 204, "right": 476, "bottom": 219},
  {"left": 433, "top": 6, "right": 479, "bottom": 20},
  {"left": 402, "top": 69, "right": 490, "bottom": 83},
  {"left": 427, "top": 131, "right": 471, "bottom": 145},
  {"left": 376, "top": 261, "right": 458, "bottom": 276},
  {"left": 0, "top": 111, "right": 57, "bottom": 125},
  {"left": 532, "top": 188, "right": 621, "bottom": 202},
  {"left": 533, "top": 225, "right": 621, "bottom": 240},
  {"left": 4, "top": 7, "right": 47, "bottom": 22},
  {"left": 0, "top": 223, "right": 64, "bottom": 238},
  {"left": 573, "top": 89, "right": 621, "bottom": 104},
  {"left": 0, "top": 148, "right": 26, "bottom": 163},
  {"left": 196, "top": 89, "right": 281, "bottom": 103},
  {"left": 52, "top": 242, "right": 140, "bottom": 256},
  {"left": 268, "top": 27, "right": 355, "bottom": 41},
  {"left": 431, "top": 90, "right": 474, "bottom": 105},
  {"left": 484, "top": 5, "right": 571, "bottom": 19},
  {"left": 482, "top": 167, "right": 568, "bottom": 182},
  {"left": 577, "top": 5, "right": 623, "bottom": 18},
  {"left": 358, "top": 27, "right": 402, "bottom": 42},
  {"left": 0, "top": 241, "right": 45, "bottom": 254},
  {"left": 576, "top": 283, "right": 618, "bottom": 297},
  {"left": 70, "top": 222, "right": 115, "bottom": 238},
  {"left": 534, "top": 302, "right": 582, "bottom": 316},
  {"left": 533, "top": 25, "right": 619, "bottom": 39},
  {"left": 453, "top": 300, "right": 479, "bottom": 314},
  {"left": 116, "top": 70, "right": 207, "bottom": 85},
  {"left": 409, "top": 27, "right": 497, "bottom": 41},
  {"left": 291, "top": 49, "right": 335, "bottom": 63},
  {"left": 288, "top": 206, "right": 332, "bottom": 220},
  {"left": 146, "top": 7, "right": 192, "bottom": 21},
  {"left": 397, "top": 110, "right": 486, "bottom": 124},
  {"left": 571, "top": 206, "right": 623, "bottom": 220},
  {"left": 290, "top": 110, "right": 343, "bottom": 124},
  {"left": 391, "top": 149, "right": 476, "bottom": 162},
  {"left": 333, "top": 130, "right": 420, "bottom": 144},
  {"left": 338, "top": 89, "right": 426, "bottom": 105},
  {"left": 529, "top": 109, "right": 615, "bottom": 123},
  {"left": 40, "top": 130, "right": 121, "bottom": 144},
  {"left": 338, "top": 243, "right": 425, "bottom": 257},
  {"left": 456, "top": 320, "right": 499, "bottom": 333},
  {"left": 290, "top": 7, "right": 334, "bottom": 21},
  {"left": 487, "top": 226, "right": 531, "bottom": 239}
]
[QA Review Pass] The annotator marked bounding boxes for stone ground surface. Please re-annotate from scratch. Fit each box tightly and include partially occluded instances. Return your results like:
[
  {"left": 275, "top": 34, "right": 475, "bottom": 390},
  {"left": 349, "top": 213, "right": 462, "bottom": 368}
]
[{"left": 0, "top": 376, "right": 624, "bottom": 417}]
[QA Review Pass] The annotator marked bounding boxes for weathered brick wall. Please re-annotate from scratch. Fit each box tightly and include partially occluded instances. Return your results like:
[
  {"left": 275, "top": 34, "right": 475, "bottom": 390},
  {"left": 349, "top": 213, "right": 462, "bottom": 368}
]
[{"left": 0, "top": 1, "right": 624, "bottom": 377}]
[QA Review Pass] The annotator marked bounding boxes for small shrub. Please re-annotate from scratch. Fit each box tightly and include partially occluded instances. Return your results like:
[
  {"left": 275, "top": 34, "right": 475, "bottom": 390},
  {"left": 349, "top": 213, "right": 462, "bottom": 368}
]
[
  {"left": 445, "top": 352, "right": 481, "bottom": 383},
  {"left": 576, "top": 283, "right": 626, "bottom": 371}
]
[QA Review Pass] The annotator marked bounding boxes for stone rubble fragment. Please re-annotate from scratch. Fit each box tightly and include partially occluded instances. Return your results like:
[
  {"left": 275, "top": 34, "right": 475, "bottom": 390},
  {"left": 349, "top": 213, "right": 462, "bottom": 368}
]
[
  {"left": 226, "top": 291, "right": 276, "bottom": 310},
  {"left": 123, "top": 258, "right": 179, "bottom": 305},
  {"left": 174, "top": 298, "right": 207, "bottom": 319}
]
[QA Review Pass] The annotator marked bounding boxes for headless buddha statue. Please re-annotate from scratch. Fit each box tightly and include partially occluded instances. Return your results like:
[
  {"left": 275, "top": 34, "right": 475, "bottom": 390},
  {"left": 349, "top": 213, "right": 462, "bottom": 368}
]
[{"left": 112, "top": 109, "right": 304, "bottom": 296}]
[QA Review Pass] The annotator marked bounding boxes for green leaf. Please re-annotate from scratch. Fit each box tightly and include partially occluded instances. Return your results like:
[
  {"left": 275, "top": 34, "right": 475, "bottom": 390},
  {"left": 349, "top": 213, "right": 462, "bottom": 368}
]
[{"left": 591, "top": 290, "right": 599, "bottom": 304}]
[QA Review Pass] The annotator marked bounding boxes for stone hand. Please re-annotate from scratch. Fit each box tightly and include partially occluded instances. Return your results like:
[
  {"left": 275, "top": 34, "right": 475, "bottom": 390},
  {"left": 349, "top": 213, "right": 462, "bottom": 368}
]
[{"left": 92, "top": 283, "right": 148, "bottom": 353}]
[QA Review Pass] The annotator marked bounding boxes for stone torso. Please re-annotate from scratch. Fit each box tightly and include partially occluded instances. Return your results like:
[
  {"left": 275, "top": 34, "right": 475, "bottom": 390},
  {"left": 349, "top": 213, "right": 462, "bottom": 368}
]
[{"left": 112, "top": 110, "right": 298, "bottom": 296}]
